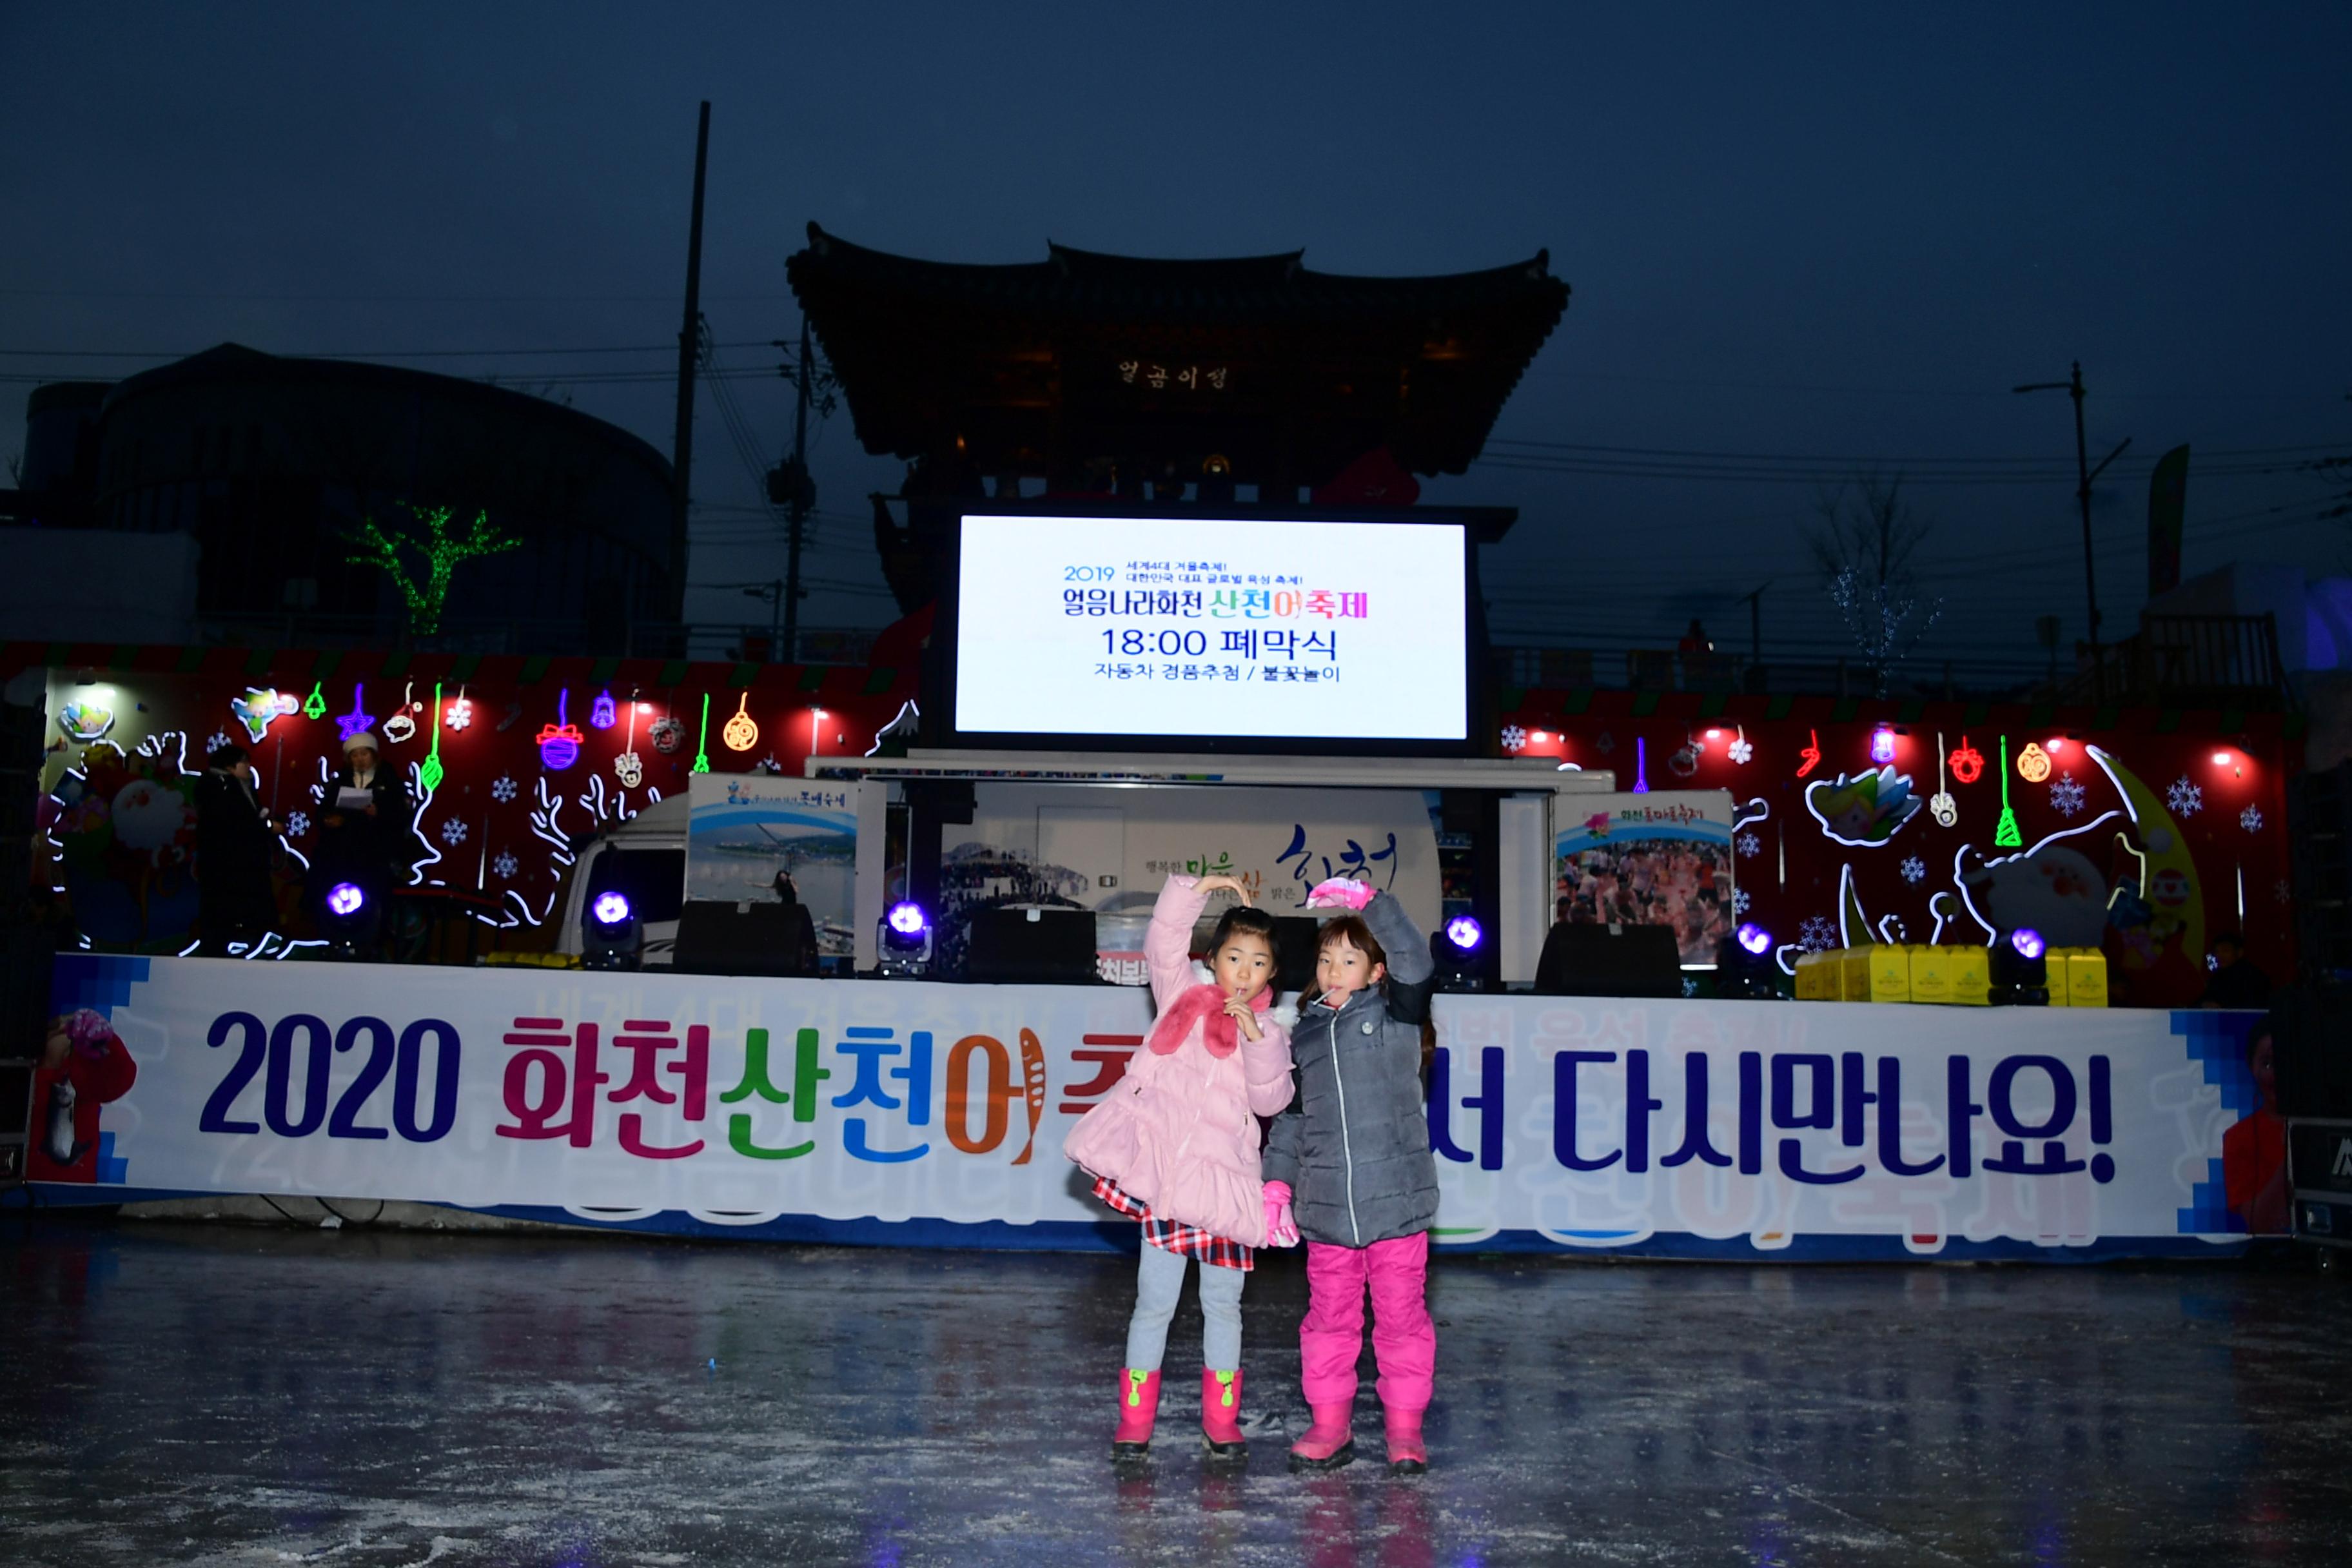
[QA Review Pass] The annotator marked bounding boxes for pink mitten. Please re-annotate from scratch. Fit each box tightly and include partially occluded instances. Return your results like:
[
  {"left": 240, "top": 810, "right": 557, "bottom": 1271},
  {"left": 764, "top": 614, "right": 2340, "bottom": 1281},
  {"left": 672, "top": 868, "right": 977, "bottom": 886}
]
[
  {"left": 1263, "top": 1181, "right": 1300, "bottom": 1248},
  {"left": 1305, "top": 877, "right": 1373, "bottom": 911}
]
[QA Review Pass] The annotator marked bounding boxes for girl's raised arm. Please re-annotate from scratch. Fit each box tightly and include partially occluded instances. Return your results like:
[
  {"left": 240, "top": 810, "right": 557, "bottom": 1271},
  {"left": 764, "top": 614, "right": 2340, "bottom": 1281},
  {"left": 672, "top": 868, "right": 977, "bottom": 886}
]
[{"left": 1142, "top": 873, "right": 1211, "bottom": 1012}]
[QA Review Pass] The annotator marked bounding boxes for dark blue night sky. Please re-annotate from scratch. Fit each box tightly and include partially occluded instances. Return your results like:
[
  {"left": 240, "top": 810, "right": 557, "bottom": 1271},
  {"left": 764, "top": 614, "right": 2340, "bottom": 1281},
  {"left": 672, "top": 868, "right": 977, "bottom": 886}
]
[{"left": 4, "top": 5, "right": 2345, "bottom": 669}]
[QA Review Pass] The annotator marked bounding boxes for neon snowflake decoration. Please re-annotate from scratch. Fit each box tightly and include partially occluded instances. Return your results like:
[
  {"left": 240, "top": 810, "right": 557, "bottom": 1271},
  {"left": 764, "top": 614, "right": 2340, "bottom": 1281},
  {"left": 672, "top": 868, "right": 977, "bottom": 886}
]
[
  {"left": 491, "top": 775, "right": 518, "bottom": 803},
  {"left": 1901, "top": 856, "right": 1926, "bottom": 885},
  {"left": 2240, "top": 804, "right": 2264, "bottom": 832},
  {"left": 1500, "top": 725, "right": 1527, "bottom": 753},
  {"left": 1727, "top": 736, "right": 1754, "bottom": 764},
  {"left": 2050, "top": 772, "right": 2086, "bottom": 818},
  {"left": 1732, "top": 887, "right": 1752, "bottom": 915},
  {"left": 2166, "top": 777, "right": 2202, "bottom": 816},
  {"left": 492, "top": 850, "right": 518, "bottom": 879},
  {"left": 2277, "top": 878, "right": 2293, "bottom": 904},
  {"left": 440, "top": 818, "right": 468, "bottom": 846},
  {"left": 1736, "top": 832, "right": 1762, "bottom": 859},
  {"left": 206, "top": 730, "right": 233, "bottom": 754},
  {"left": 285, "top": 810, "right": 310, "bottom": 838},
  {"left": 1798, "top": 916, "right": 1838, "bottom": 953}
]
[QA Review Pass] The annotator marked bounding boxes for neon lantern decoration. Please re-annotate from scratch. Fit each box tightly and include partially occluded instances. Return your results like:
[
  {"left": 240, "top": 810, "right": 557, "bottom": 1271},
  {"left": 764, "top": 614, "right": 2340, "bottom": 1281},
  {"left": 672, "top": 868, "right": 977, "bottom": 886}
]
[
  {"left": 302, "top": 683, "right": 327, "bottom": 720},
  {"left": 1796, "top": 729, "right": 1822, "bottom": 779},
  {"left": 57, "top": 700, "right": 115, "bottom": 743},
  {"left": 1870, "top": 725, "right": 1897, "bottom": 765},
  {"left": 382, "top": 681, "right": 419, "bottom": 745},
  {"left": 691, "top": 694, "right": 712, "bottom": 774},
  {"left": 1994, "top": 736, "right": 2023, "bottom": 848},
  {"left": 419, "top": 683, "right": 446, "bottom": 794},
  {"left": 1949, "top": 735, "right": 1985, "bottom": 786},
  {"left": 2016, "top": 740, "right": 2052, "bottom": 784},
  {"left": 1928, "top": 733, "right": 1958, "bottom": 827},
  {"left": 721, "top": 694, "right": 759, "bottom": 753},
  {"left": 536, "top": 690, "right": 585, "bottom": 771},
  {"left": 590, "top": 690, "right": 618, "bottom": 730},
  {"left": 1632, "top": 736, "right": 1650, "bottom": 794},
  {"left": 1804, "top": 767, "right": 1923, "bottom": 847},
  {"left": 615, "top": 695, "right": 643, "bottom": 788},
  {"left": 233, "top": 687, "right": 301, "bottom": 743}
]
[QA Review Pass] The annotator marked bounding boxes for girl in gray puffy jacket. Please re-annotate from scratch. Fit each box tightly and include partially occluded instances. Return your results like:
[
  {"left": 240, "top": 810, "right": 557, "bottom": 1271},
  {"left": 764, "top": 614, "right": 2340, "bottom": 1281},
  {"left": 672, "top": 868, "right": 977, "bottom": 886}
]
[{"left": 1261, "top": 877, "right": 1438, "bottom": 1476}]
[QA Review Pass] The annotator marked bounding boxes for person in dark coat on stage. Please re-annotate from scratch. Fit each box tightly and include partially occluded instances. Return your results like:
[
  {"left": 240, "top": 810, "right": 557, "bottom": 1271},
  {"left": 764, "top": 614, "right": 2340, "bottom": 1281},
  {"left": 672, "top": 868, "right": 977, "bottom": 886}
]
[
  {"left": 310, "top": 732, "right": 416, "bottom": 928},
  {"left": 195, "top": 741, "right": 279, "bottom": 956}
]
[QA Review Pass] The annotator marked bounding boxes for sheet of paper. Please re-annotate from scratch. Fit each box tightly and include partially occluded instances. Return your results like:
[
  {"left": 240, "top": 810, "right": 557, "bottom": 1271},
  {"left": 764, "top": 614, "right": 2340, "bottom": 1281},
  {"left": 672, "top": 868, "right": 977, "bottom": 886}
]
[{"left": 335, "top": 787, "right": 375, "bottom": 810}]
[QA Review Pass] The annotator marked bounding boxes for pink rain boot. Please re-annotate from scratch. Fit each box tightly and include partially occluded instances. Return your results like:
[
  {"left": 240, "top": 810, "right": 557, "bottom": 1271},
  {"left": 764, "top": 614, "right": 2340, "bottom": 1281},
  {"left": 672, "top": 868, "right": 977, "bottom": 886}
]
[
  {"left": 1112, "top": 1369, "right": 1161, "bottom": 1462},
  {"left": 1384, "top": 1407, "right": 1428, "bottom": 1476},
  {"left": 1288, "top": 1403, "right": 1356, "bottom": 1472},
  {"left": 1201, "top": 1369, "right": 1246, "bottom": 1465}
]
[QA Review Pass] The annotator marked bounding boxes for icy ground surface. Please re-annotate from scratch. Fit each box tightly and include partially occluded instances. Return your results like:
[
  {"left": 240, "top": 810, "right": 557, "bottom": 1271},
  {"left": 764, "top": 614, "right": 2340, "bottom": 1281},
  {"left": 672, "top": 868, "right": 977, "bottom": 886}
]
[{"left": 6, "top": 1220, "right": 2352, "bottom": 1565}]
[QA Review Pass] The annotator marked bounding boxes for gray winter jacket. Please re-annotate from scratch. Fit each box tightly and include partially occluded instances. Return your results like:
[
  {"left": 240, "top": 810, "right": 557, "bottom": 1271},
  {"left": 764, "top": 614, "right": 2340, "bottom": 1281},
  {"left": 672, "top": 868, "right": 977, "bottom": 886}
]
[{"left": 1261, "top": 890, "right": 1438, "bottom": 1248}]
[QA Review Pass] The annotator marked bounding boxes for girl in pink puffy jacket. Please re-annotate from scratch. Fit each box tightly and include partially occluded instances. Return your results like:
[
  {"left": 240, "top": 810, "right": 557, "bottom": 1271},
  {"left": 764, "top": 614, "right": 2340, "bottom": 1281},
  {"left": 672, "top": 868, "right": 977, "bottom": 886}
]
[{"left": 1063, "top": 872, "right": 1296, "bottom": 1468}]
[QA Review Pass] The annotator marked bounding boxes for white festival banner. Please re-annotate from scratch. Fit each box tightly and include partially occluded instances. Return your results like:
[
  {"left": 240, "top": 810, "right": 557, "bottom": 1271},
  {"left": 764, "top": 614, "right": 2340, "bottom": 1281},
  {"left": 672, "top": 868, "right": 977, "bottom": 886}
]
[{"left": 44, "top": 955, "right": 2259, "bottom": 1257}]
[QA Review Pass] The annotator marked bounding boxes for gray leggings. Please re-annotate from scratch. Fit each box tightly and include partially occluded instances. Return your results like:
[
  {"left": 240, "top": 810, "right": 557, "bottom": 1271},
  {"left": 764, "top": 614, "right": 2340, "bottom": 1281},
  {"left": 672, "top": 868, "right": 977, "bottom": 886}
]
[{"left": 1124, "top": 1241, "right": 1246, "bottom": 1373}]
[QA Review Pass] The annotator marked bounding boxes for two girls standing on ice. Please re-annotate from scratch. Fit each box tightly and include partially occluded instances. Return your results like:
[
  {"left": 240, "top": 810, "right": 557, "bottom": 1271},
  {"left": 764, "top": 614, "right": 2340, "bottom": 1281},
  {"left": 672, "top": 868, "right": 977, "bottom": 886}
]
[{"left": 1064, "top": 867, "right": 1442, "bottom": 1477}]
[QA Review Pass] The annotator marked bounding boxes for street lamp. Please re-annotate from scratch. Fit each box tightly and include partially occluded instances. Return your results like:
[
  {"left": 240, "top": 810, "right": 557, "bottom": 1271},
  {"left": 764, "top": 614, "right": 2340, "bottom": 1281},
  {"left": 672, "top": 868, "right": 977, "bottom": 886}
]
[{"left": 2014, "top": 362, "right": 2132, "bottom": 703}]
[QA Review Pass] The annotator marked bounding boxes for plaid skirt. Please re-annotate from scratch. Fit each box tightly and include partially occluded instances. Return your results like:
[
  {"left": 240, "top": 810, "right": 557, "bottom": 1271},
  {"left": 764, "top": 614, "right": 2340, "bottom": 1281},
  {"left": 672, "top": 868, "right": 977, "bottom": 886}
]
[{"left": 1093, "top": 1176, "right": 1253, "bottom": 1272}]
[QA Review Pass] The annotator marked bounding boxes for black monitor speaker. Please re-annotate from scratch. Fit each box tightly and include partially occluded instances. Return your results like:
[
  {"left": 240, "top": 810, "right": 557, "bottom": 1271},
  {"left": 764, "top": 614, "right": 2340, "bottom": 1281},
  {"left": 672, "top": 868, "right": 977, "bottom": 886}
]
[
  {"left": 1534, "top": 921, "right": 1683, "bottom": 999},
  {"left": 2270, "top": 986, "right": 2352, "bottom": 1118},
  {"left": 966, "top": 906, "right": 1099, "bottom": 984},
  {"left": 672, "top": 901, "right": 816, "bottom": 977}
]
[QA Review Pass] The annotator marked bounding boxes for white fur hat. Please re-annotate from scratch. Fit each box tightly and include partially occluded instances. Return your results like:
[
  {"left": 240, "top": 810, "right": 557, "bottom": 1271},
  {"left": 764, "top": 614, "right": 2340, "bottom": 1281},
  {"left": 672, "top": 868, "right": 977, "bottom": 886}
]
[{"left": 341, "top": 730, "right": 380, "bottom": 754}]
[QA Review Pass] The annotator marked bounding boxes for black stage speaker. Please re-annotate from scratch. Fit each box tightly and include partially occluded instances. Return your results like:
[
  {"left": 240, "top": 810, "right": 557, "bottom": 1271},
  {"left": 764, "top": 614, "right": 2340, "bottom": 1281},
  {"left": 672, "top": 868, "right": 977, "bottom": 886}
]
[
  {"left": 966, "top": 906, "right": 1098, "bottom": 984},
  {"left": 1534, "top": 921, "right": 1683, "bottom": 999},
  {"left": 2289, "top": 761, "right": 2352, "bottom": 978},
  {"left": 2269, "top": 985, "right": 2352, "bottom": 1118},
  {"left": 672, "top": 901, "right": 814, "bottom": 977}
]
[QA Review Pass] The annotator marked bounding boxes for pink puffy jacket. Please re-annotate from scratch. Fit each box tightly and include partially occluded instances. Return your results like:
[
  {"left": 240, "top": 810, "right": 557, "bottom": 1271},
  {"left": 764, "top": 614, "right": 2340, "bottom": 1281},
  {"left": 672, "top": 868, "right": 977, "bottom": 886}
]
[{"left": 1062, "top": 875, "right": 1295, "bottom": 1246}]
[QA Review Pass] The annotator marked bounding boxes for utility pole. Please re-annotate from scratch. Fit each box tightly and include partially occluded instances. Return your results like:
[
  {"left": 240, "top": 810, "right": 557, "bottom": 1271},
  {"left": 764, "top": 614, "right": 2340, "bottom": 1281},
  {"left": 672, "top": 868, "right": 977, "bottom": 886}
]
[
  {"left": 2014, "top": 362, "right": 2130, "bottom": 703},
  {"left": 783, "top": 317, "right": 813, "bottom": 660},
  {"left": 667, "top": 101, "right": 712, "bottom": 631}
]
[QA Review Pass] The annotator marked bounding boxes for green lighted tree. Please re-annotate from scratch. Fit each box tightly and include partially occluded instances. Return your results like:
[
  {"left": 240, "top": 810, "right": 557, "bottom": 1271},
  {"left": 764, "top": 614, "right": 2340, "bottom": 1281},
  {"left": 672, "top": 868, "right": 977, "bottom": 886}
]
[{"left": 344, "top": 503, "right": 522, "bottom": 636}]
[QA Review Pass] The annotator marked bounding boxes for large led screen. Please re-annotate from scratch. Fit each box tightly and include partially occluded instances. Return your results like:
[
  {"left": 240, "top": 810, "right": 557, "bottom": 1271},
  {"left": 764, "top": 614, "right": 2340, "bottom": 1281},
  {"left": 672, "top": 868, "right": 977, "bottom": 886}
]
[{"left": 954, "top": 513, "right": 1469, "bottom": 741}]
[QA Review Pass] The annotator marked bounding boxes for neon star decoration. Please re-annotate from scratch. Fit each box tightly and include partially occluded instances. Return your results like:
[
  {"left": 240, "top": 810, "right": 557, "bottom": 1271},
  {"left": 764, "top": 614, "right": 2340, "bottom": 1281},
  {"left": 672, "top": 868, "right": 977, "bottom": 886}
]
[
  {"left": 335, "top": 685, "right": 376, "bottom": 745},
  {"left": 536, "top": 690, "right": 584, "bottom": 771},
  {"left": 722, "top": 693, "right": 760, "bottom": 753},
  {"left": 341, "top": 502, "right": 522, "bottom": 636}
]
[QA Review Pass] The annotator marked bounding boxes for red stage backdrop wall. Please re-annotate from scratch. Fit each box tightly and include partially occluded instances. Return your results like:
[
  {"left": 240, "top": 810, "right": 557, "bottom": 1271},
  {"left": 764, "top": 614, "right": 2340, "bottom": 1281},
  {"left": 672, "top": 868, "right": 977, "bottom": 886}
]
[
  {"left": 1492, "top": 689, "right": 2298, "bottom": 1009},
  {"left": 13, "top": 643, "right": 917, "bottom": 954}
]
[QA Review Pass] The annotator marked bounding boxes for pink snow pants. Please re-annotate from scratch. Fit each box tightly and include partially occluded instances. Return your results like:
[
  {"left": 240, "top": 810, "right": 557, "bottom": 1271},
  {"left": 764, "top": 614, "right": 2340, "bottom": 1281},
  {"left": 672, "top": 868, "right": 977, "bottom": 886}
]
[{"left": 1300, "top": 1232, "right": 1435, "bottom": 1413}]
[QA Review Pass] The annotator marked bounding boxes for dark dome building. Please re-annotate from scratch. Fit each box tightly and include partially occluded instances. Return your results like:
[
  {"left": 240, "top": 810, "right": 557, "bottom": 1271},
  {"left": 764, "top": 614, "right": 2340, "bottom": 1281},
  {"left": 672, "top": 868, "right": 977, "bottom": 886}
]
[{"left": 81, "top": 344, "right": 676, "bottom": 652}]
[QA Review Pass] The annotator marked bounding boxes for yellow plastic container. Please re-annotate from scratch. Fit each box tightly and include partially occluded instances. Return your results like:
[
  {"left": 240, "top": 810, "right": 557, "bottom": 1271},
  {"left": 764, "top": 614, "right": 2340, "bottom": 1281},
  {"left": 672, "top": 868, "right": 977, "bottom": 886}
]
[
  {"left": 1946, "top": 944, "right": 1990, "bottom": 1006},
  {"left": 1838, "top": 948, "right": 1870, "bottom": 1001},
  {"left": 1794, "top": 949, "right": 1839, "bottom": 1001},
  {"left": 1865, "top": 944, "right": 1912, "bottom": 1003},
  {"left": 2046, "top": 949, "right": 2072, "bottom": 1006},
  {"left": 1908, "top": 945, "right": 1952, "bottom": 1004},
  {"left": 2063, "top": 946, "right": 2108, "bottom": 1008}
]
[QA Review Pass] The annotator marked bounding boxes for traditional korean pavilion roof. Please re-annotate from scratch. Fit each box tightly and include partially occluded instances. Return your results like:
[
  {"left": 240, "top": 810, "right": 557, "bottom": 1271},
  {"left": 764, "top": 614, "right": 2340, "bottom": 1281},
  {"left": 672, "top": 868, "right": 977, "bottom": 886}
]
[{"left": 786, "top": 224, "right": 1569, "bottom": 491}]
